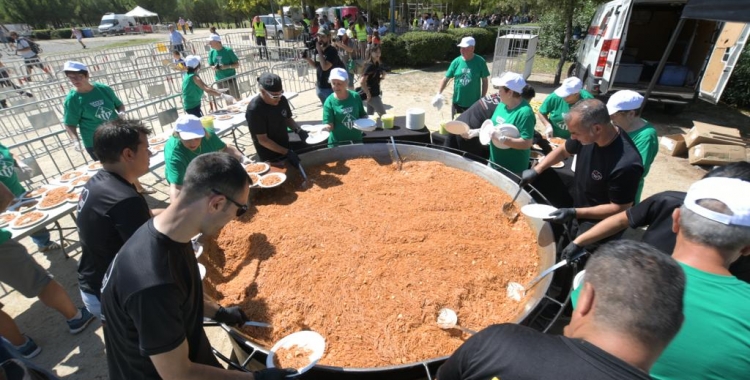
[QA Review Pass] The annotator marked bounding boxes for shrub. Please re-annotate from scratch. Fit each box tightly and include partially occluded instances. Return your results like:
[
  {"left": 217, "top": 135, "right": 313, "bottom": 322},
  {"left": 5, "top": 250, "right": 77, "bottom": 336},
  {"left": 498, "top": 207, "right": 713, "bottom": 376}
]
[
  {"left": 400, "top": 32, "right": 454, "bottom": 67},
  {"left": 381, "top": 33, "right": 407, "bottom": 67},
  {"left": 51, "top": 28, "right": 73, "bottom": 39},
  {"left": 721, "top": 48, "right": 750, "bottom": 109},
  {"left": 444, "top": 27, "right": 495, "bottom": 56},
  {"left": 31, "top": 29, "right": 51, "bottom": 40}
]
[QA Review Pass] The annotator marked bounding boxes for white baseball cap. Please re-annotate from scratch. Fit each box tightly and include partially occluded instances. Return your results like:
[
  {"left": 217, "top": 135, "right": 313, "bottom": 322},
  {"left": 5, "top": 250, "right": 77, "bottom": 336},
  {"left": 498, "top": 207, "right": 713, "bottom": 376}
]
[
  {"left": 174, "top": 115, "right": 206, "bottom": 140},
  {"left": 684, "top": 177, "right": 750, "bottom": 227},
  {"left": 553, "top": 77, "right": 583, "bottom": 98},
  {"left": 337, "top": 28, "right": 347, "bottom": 36},
  {"left": 329, "top": 67, "right": 348, "bottom": 82},
  {"left": 607, "top": 90, "right": 644, "bottom": 115},
  {"left": 207, "top": 34, "right": 221, "bottom": 42},
  {"left": 184, "top": 55, "right": 201, "bottom": 69},
  {"left": 491, "top": 72, "right": 526, "bottom": 94},
  {"left": 63, "top": 61, "right": 88, "bottom": 72},
  {"left": 457, "top": 36, "right": 476, "bottom": 47}
]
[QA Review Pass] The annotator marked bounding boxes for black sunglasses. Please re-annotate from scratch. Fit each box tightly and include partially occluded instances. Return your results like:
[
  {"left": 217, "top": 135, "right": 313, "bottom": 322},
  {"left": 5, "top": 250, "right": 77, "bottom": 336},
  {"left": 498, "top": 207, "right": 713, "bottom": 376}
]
[{"left": 211, "top": 188, "right": 248, "bottom": 217}]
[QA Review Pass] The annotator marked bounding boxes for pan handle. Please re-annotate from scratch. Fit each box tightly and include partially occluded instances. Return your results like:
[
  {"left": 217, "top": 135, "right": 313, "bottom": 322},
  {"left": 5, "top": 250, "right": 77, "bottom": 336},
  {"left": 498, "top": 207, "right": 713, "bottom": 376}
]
[{"left": 421, "top": 361, "right": 434, "bottom": 380}]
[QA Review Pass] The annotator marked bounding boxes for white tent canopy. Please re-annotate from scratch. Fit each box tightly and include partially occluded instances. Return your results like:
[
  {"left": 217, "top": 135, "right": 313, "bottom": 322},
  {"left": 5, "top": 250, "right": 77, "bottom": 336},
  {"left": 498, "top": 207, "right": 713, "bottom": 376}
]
[{"left": 126, "top": 6, "right": 158, "bottom": 18}]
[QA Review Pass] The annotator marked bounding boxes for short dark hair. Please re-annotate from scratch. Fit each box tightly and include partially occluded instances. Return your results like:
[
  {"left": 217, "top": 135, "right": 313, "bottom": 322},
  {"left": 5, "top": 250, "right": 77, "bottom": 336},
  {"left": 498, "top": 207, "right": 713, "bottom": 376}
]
[
  {"left": 93, "top": 119, "right": 152, "bottom": 164},
  {"left": 566, "top": 99, "right": 610, "bottom": 131},
  {"left": 181, "top": 152, "right": 250, "bottom": 203},
  {"left": 521, "top": 85, "right": 536, "bottom": 101},
  {"left": 585, "top": 240, "right": 685, "bottom": 348},
  {"left": 704, "top": 161, "right": 750, "bottom": 182}
]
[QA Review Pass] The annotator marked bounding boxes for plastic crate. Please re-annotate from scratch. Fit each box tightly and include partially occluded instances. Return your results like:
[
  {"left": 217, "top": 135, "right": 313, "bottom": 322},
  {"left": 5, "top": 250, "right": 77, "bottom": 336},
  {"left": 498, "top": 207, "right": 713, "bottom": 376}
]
[
  {"left": 658, "top": 65, "right": 689, "bottom": 86},
  {"left": 614, "top": 63, "right": 644, "bottom": 84}
]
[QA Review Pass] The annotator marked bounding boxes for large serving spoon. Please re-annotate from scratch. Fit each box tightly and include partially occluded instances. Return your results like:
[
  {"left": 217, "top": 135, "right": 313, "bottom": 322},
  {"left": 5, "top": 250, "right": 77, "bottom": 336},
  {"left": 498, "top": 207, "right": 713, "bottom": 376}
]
[{"left": 436, "top": 308, "right": 477, "bottom": 335}]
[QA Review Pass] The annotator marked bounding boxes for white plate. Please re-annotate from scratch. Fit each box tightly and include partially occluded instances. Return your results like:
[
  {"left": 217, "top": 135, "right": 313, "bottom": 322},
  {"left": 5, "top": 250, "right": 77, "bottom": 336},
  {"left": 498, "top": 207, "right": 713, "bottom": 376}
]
[
  {"left": 258, "top": 173, "right": 287, "bottom": 189},
  {"left": 444, "top": 120, "right": 470, "bottom": 135},
  {"left": 245, "top": 162, "right": 270, "bottom": 175},
  {"left": 24, "top": 187, "right": 49, "bottom": 199},
  {"left": 479, "top": 120, "right": 495, "bottom": 146},
  {"left": 149, "top": 136, "right": 167, "bottom": 145},
  {"left": 266, "top": 331, "right": 326, "bottom": 376},
  {"left": 87, "top": 162, "right": 103, "bottom": 172},
  {"left": 37, "top": 186, "right": 73, "bottom": 210},
  {"left": 69, "top": 175, "right": 91, "bottom": 188},
  {"left": 59, "top": 171, "right": 85, "bottom": 183},
  {"left": 198, "top": 263, "right": 206, "bottom": 280},
  {"left": 194, "top": 244, "right": 203, "bottom": 259},
  {"left": 8, "top": 200, "right": 38, "bottom": 213},
  {"left": 352, "top": 118, "right": 377, "bottom": 132},
  {"left": 305, "top": 130, "right": 330, "bottom": 145},
  {"left": 300, "top": 124, "right": 327, "bottom": 133},
  {"left": 492, "top": 124, "right": 520, "bottom": 150},
  {"left": 10, "top": 211, "right": 49, "bottom": 230},
  {"left": 520, "top": 204, "right": 558, "bottom": 219},
  {"left": 0, "top": 212, "right": 19, "bottom": 228}
]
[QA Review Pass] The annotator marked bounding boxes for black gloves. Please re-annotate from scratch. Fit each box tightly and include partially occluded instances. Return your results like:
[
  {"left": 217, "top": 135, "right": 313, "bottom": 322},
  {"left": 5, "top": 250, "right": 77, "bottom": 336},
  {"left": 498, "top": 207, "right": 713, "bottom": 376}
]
[
  {"left": 214, "top": 306, "right": 247, "bottom": 326},
  {"left": 296, "top": 129, "right": 310, "bottom": 143},
  {"left": 519, "top": 169, "right": 539, "bottom": 187},
  {"left": 286, "top": 149, "right": 301, "bottom": 168},
  {"left": 547, "top": 207, "right": 577, "bottom": 224},
  {"left": 561, "top": 242, "right": 584, "bottom": 263},
  {"left": 253, "top": 368, "right": 299, "bottom": 380}
]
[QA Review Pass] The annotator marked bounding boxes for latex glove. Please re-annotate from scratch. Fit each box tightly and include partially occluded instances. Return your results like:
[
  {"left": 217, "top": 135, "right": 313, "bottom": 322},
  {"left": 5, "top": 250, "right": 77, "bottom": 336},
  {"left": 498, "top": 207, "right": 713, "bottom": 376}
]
[
  {"left": 545, "top": 126, "right": 554, "bottom": 139},
  {"left": 561, "top": 242, "right": 585, "bottom": 263},
  {"left": 214, "top": 306, "right": 247, "bottom": 326},
  {"left": 253, "top": 368, "right": 299, "bottom": 380},
  {"left": 286, "top": 150, "right": 301, "bottom": 168},
  {"left": 16, "top": 160, "right": 32, "bottom": 175},
  {"left": 216, "top": 88, "right": 229, "bottom": 93},
  {"left": 547, "top": 208, "right": 577, "bottom": 224},
  {"left": 241, "top": 156, "right": 253, "bottom": 165},
  {"left": 519, "top": 169, "right": 539, "bottom": 187},
  {"left": 495, "top": 134, "right": 508, "bottom": 146},
  {"left": 221, "top": 94, "right": 236, "bottom": 104},
  {"left": 72, "top": 141, "right": 84, "bottom": 152},
  {"left": 431, "top": 93, "right": 444, "bottom": 110},
  {"left": 460, "top": 129, "right": 480, "bottom": 140},
  {"left": 296, "top": 129, "right": 310, "bottom": 143}
]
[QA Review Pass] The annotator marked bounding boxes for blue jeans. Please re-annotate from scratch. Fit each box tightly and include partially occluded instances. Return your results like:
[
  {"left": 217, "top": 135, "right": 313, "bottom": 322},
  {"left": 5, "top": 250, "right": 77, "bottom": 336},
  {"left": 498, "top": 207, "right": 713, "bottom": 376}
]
[
  {"left": 30, "top": 229, "right": 51, "bottom": 249},
  {"left": 316, "top": 87, "right": 333, "bottom": 105}
]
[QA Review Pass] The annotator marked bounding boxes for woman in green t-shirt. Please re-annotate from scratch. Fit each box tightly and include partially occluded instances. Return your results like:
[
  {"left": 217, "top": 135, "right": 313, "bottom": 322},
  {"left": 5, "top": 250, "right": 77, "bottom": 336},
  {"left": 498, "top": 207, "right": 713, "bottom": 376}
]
[
  {"left": 322, "top": 68, "right": 366, "bottom": 147},
  {"left": 487, "top": 72, "right": 536, "bottom": 174},
  {"left": 182, "top": 55, "right": 224, "bottom": 118},
  {"left": 538, "top": 77, "right": 594, "bottom": 139}
]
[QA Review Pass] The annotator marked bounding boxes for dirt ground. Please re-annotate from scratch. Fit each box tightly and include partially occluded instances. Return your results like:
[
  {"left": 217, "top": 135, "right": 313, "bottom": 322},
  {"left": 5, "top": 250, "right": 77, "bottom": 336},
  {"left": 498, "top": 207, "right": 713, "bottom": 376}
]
[{"left": 2, "top": 31, "right": 748, "bottom": 379}]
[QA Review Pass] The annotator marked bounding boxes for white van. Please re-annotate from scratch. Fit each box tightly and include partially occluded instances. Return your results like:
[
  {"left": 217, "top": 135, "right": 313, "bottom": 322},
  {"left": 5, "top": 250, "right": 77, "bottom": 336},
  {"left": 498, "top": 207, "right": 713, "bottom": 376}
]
[
  {"left": 257, "top": 14, "right": 302, "bottom": 40},
  {"left": 571, "top": 0, "right": 749, "bottom": 110},
  {"left": 98, "top": 13, "right": 136, "bottom": 36}
]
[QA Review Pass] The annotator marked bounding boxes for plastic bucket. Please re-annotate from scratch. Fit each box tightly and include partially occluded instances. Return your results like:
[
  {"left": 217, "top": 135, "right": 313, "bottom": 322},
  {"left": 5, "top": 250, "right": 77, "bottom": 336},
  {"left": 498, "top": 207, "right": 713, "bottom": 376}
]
[{"left": 200, "top": 116, "right": 215, "bottom": 132}]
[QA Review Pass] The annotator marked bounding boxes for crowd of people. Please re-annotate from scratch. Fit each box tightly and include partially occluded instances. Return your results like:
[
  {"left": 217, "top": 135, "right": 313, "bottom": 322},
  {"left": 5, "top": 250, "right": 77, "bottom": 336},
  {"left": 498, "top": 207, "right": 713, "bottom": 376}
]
[
  {"left": 0, "top": 18, "right": 747, "bottom": 380},
  {"left": 414, "top": 12, "right": 535, "bottom": 31}
]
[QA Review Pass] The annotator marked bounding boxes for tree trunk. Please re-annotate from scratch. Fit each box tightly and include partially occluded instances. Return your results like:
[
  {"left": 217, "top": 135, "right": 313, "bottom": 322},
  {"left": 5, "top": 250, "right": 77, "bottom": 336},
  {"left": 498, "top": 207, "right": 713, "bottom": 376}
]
[{"left": 554, "top": 0, "right": 575, "bottom": 86}]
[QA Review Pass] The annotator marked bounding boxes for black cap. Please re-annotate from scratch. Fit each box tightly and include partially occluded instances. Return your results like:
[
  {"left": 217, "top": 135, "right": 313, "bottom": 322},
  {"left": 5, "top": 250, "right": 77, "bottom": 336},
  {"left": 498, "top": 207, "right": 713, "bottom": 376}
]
[
  {"left": 316, "top": 27, "right": 330, "bottom": 36},
  {"left": 258, "top": 72, "right": 282, "bottom": 92}
]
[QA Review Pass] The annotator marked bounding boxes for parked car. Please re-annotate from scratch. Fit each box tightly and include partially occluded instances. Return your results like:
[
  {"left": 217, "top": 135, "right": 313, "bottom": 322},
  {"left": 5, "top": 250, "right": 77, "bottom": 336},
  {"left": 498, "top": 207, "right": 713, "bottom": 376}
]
[
  {"left": 98, "top": 13, "right": 137, "bottom": 36},
  {"left": 256, "top": 14, "right": 303, "bottom": 40},
  {"left": 570, "top": 0, "right": 749, "bottom": 110}
]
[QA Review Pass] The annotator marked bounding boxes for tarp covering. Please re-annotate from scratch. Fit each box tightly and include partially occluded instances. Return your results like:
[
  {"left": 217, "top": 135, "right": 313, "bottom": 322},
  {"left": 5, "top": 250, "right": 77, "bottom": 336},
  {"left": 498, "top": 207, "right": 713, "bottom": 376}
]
[
  {"left": 126, "top": 6, "right": 158, "bottom": 18},
  {"left": 682, "top": 0, "right": 750, "bottom": 22}
]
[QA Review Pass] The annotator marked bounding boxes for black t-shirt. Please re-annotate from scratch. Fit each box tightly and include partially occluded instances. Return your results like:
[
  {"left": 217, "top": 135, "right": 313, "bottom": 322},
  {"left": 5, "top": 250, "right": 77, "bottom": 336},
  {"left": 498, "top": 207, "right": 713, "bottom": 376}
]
[
  {"left": 456, "top": 93, "right": 501, "bottom": 130},
  {"left": 76, "top": 171, "right": 151, "bottom": 297},
  {"left": 437, "top": 324, "right": 651, "bottom": 380},
  {"left": 101, "top": 220, "right": 219, "bottom": 380},
  {"left": 246, "top": 95, "right": 293, "bottom": 162},
  {"left": 362, "top": 62, "right": 383, "bottom": 97},
  {"left": 627, "top": 191, "right": 684, "bottom": 254},
  {"left": 315, "top": 45, "right": 344, "bottom": 89},
  {"left": 566, "top": 130, "right": 643, "bottom": 214}
]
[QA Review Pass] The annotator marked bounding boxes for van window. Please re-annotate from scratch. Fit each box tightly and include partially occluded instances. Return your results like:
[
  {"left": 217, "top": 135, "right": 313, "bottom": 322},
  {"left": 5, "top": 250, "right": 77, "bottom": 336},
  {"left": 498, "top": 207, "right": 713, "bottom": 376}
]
[{"left": 595, "top": 8, "right": 614, "bottom": 46}]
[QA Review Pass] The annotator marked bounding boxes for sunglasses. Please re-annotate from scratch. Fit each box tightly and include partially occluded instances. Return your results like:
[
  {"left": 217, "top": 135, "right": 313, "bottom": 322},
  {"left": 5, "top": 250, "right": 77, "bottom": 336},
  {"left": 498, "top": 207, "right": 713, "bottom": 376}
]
[
  {"left": 262, "top": 89, "right": 284, "bottom": 99},
  {"left": 211, "top": 188, "right": 248, "bottom": 217}
]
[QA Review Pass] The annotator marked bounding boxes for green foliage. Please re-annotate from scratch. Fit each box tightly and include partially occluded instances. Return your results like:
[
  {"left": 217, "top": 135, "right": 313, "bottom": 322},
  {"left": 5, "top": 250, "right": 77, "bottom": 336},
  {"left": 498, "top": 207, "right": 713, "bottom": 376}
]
[
  {"left": 400, "top": 32, "right": 455, "bottom": 67},
  {"left": 51, "top": 28, "right": 73, "bottom": 39},
  {"left": 380, "top": 33, "right": 406, "bottom": 67},
  {"left": 444, "top": 27, "right": 495, "bottom": 56},
  {"left": 721, "top": 48, "right": 750, "bottom": 109},
  {"left": 537, "top": 0, "right": 599, "bottom": 59},
  {"left": 31, "top": 30, "right": 51, "bottom": 40}
]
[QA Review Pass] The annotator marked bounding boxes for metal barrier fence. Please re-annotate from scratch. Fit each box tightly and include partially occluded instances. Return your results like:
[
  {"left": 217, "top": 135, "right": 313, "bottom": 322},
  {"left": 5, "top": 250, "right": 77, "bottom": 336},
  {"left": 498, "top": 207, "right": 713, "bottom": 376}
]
[
  {"left": 0, "top": 93, "right": 67, "bottom": 145},
  {"left": 8, "top": 129, "right": 90, "bottom": 188}
]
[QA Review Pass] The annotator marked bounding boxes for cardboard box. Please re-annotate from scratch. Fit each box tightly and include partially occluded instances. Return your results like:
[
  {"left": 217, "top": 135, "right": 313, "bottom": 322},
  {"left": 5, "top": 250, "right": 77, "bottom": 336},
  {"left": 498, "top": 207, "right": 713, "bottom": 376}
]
[
  {"left": 659, "top": 134, "right": 688, "bottom": 157},
  {"left": 688, "top": 143, "right": 749, "bottom": 166},
  {"left": 684, "top": 122, "right": 745, "bottom": 149}
]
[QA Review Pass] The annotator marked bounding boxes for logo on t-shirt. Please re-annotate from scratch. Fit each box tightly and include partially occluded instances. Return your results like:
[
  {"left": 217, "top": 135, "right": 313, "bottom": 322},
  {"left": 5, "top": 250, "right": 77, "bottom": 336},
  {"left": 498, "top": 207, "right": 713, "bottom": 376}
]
[
  {"left": 341, "top": 106, "right": 355, "bottom": 128},
  {"left": 77, "top": 188, "right": 89, "bottom": 212},
  {"left": 95, "top": 106, "right": 114, "bottom": 121},
  {"left": 281, "top": 109, "right": 288, "bottom": 118},
  {"left": 0, "top": 160, "right": 14, "bottom": 179},
  {"left": 459, "top": 68, "right": 473, "bottom": 86},
  {"left": 591, "top": 170, "right": 603, "bottom": 181}
]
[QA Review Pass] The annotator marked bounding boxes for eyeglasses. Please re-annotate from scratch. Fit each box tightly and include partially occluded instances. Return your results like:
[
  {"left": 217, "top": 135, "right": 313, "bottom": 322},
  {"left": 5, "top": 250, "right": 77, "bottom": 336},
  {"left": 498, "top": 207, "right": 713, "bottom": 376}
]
[
  {"left": 211, "top": 188, "right": 248, "bottom": 217},
  {"left": 262, "top": 89, "right": 284, "bottom": 99}
]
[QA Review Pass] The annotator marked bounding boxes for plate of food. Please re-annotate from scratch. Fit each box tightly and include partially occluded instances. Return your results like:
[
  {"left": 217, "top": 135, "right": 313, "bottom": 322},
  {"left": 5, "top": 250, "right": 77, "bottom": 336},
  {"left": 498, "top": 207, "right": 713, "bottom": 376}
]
[
  {"left": 258, "top": 173, "right": 287, "bottom": 189},
  {"left": 211, "top": 109, "right": 232, "bottom": 116},
  {"left": 226, "top": 106, "right": 242, "bottom": 114},
  {"left": 24, "top": 187, "right": 49, "bottom": 199},
  {"left": 305, "top": 130, "right": 330, "bottom": 145},
  {"left": 10, "top": 211, "right": 49, "bottom": 230},
  {"left": 65, "top": 192, "right": 81, "bottom": 203},
  {"left": 444, "top": 120, "right": 470, "bottom": 135},
  {"left": 266, "top": 331, "right": 326, "bottom": 376},
  {"left": 248, "top": 173, "right": 261, "bottom": 187},
  {"left": 59, "top": 171, "right": 85, "bottom": 183},
  {"left": 352, "top": 118, "right": 377, "bottom": 132},
  {"left": 529, "top": 151, "right": 545, "bottom": 161},
  {"left": 151, "top": 143, "right": 166, "bottom": 153},
  {"left": 70, "top": 175, "right": 91, "bottom": 188},
  {"left": 216, "top": 114, "right": 234, "bottom": 121},
  {"left": 549, "top": 137, "right": 566, "bottom": 145},
  {"left": 87, "top": 162, "right": 103, "bottom": 171},
  {"left": 0, "top": 212, "right": 18, "bottom": 228},
  {"left": 38, "top": 186, "right": 73, "bottom": 210},
  {"left": 9, "top": 199, "right": 38, "bottom": 213},
  {"left": 149, "top": 136, "right": 167, "bottom": 145},
  {"left": 245, "top": 162, "right": 270, "bottom": 175}
]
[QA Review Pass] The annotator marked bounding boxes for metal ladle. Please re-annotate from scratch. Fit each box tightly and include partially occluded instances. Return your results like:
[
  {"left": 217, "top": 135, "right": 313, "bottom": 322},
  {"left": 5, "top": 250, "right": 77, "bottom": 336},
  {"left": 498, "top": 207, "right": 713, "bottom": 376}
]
[
  {"left": 506, "top": 251, "right": 589, "bottom": 302},
  {"left": 501, "top": 185, "right": 523, "bottom": 221},
  {"left": 436, "top": 308, "right": 477, "bottom": 335}
]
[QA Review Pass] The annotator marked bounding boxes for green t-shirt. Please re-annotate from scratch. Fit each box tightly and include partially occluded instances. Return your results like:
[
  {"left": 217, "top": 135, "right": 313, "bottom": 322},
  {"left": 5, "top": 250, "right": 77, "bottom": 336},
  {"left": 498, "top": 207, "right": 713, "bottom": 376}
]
[
  {"left": 164, "top": 131, "right": 227, "bottom": 185},
  {"left": 538, "top": 90, "right": 595, "bottom": 139},
  {"left": 182, "top": 73, "right": 204, "bottom": 110},
  {"left": 63, "top": 82, "right": 124, "bottom": 148},
  {"left": 488, "top": 101, "right": 536, "bottom": 174},
  {"left": 651, "top": 263, "right": 750, "bottom": 380},
  {"left": 626, "top": 121, "right": 658, "bottom": 204},
  {"left": 445, "top": 55, "right": 490, "bottom": 108},
  {"left": 322, "top": 90, "right": 366, "bottom": 147},
  {"left": 0, "top": 145, "right": 25, "bottom": 245},
  {"left": 208, "top": 47, "right": 239, "bottom": 81}
]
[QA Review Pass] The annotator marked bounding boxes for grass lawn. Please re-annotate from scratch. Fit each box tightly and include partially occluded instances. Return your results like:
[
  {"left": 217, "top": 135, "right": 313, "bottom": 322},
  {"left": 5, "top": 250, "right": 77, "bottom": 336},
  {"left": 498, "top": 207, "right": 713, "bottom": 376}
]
[
  {"left": 92, "top": 38, "right": 162, "bottom": 51},
  {"left": 532, "top": 55, "right": 568, "bottom": 76}
]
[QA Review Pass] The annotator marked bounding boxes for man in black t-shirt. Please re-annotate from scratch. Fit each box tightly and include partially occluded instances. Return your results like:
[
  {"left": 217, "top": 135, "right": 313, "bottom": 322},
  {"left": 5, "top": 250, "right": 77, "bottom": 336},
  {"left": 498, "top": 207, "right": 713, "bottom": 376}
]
[
  {"left": 437, "top": 240, "right": 685, "bottom": 380},
  {"left": 101, "top": 153, "right": 293, "bottom": 380},
  {"left": 520, "top": 99, "right": 643, "bottom": 237},
  {"left": 246, "top": 73, "right": 307, "bottom": 166},
  {"left": 304, "top": 27, "right": 344, "bottom": 105},
  {"left": 76, "top": 119, "right": 157, "bottom": 319}
]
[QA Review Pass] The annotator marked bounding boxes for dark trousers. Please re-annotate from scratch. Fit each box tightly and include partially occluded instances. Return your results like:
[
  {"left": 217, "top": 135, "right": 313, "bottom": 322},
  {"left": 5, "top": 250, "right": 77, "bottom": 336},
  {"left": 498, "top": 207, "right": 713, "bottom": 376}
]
[
  {"left": 256, "top": 36, "right": 267, "bottom": 59},
  {"left": 186, "top": 106, "right": 203, "bottom": 118},
  {"left": 451, "top": 103, "right": 469, "bottom": 119},
  {"left": 85, "top": 147, "right": 98, "bottom": 161}
]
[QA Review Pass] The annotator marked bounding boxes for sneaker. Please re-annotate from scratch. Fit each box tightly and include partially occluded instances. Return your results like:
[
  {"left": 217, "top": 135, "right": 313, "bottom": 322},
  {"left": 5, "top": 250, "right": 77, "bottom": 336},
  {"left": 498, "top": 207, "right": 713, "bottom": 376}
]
[
  {"left": 67, "top": 307, "right": 95, "bottom": 334},
  {"left": 14, "top": 335, "right": 42, "bottom": 359}
]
